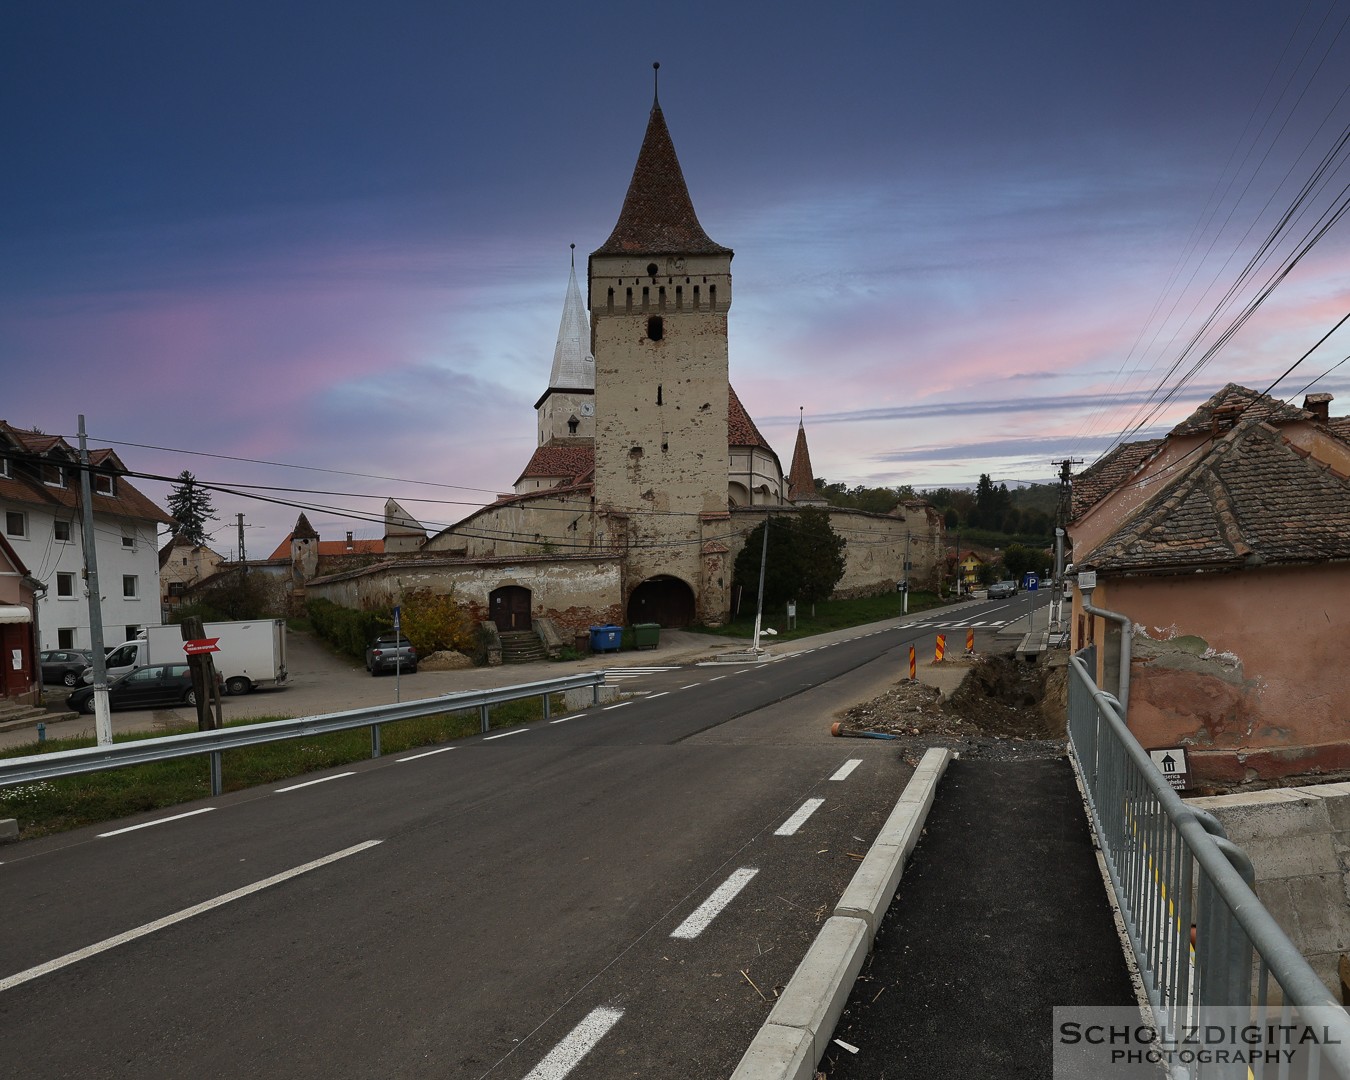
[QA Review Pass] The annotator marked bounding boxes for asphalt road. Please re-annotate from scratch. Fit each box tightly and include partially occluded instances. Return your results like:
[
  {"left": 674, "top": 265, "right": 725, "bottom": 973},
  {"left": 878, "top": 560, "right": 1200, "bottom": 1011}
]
[{"left": 1, "top": 593, "right": 1048, "bottom": 1079}]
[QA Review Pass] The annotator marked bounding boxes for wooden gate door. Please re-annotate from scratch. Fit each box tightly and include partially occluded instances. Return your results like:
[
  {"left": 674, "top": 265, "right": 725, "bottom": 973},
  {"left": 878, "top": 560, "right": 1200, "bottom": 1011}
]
[{"left": 489, "top": 586, "right": 532, "bottom": 632}]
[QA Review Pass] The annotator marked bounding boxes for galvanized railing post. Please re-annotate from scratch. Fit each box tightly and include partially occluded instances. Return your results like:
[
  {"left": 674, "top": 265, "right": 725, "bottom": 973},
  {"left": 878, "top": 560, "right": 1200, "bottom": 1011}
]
[
  {"left": 542, "top": 693, "right": 551, "bottom": 721},
  {"left": 371, "top": 723, "right": 381, "bottom": 759},
  {"left": 210, "top": 751, "right": 222, "bottom": 797},
  {"left": 480, "top": 704, "right": 490, "bottom": 734}
]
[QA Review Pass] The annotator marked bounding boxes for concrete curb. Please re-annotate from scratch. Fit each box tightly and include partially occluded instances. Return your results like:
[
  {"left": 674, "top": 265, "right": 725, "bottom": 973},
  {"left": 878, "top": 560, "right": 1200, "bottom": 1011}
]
[{"left": 729, "top": 746, "right": 954, "bottom": 1080}]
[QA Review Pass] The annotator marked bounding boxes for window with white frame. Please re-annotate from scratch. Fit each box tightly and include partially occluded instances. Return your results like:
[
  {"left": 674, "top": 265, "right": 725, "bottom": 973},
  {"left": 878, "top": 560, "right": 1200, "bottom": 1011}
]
[
  {"left": 0, "top": 455, "right": 10, "bottom": 479},
  {"left": 94, "top": 473, "right": 115, "bottom": 496},
  {"left": 57, "top": 627, "right": 75, "bottom": 649},
  {"left": 122, "top": 532, "right": 135, "bottom": 549},
  {"left": 54, "top": 519, "right": 72, "bottom": 542},
  {"left": 41, "top": 462, "right": 65, "bottom": 487},
  {"left": 4, "top": 511, "right": 25, "bottom": 538},
  {"left": 122, "top": 575, "right": 138, "bottom": 599},
  {"left": 56, "top": 572, "right": 76, "bottom": 598}
]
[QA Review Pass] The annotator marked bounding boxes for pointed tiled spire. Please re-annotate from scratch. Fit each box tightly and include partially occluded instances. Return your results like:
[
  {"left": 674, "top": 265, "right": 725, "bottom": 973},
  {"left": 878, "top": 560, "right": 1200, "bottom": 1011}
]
[
  {"left": 594, "top": 76, "right": 730, "bottom": 257},
  {"left": 292, "top": 512, "right": 318, "bottom": 540},
  {"left": 548, "top": 249, "right": 594, "bottom": 391},
  {"left": 788, "top": 411, "right": 825, "bottom": 504}
]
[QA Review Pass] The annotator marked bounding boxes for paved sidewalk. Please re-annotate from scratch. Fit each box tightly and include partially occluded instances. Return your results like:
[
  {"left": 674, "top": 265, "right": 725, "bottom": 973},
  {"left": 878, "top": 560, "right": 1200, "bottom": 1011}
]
[{"left": 823, "top": 757, "right": 1138, "bottom": 1078}]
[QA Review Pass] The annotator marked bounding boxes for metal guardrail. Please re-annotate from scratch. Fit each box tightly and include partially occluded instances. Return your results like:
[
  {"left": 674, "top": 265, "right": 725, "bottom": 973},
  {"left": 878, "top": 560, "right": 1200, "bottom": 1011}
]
[
  {"left": 0, "top": 672, "right": 605, "bottom": 797},
  {"left": 1067, "top": 651, "right": 1350, "bottom": 1078}
]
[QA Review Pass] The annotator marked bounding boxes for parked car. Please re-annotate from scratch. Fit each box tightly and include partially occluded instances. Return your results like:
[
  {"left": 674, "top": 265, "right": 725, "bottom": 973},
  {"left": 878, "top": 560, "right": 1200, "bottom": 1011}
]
[
  {"left": 988, "top": 580, "right": 1018, "bottom": 599},
  {"left": 365, "top": 634, "right": 417, "bottom": 676},
  {"left": 39, "top": 649, "right": 94, "bottom": 687},
  {"left": 67, "top": 663, "right": 217, "bottom": 714}
]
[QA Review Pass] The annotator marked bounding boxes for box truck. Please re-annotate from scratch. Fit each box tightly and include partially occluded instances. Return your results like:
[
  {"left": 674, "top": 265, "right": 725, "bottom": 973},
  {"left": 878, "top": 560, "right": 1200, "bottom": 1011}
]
[{"left": 86, "top": 620, "right": 288, "bottom": 695}]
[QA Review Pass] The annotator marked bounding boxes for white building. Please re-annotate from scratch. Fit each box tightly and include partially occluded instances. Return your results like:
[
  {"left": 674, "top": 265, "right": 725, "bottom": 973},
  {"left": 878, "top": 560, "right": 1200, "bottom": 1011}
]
[{"left": 0, "top": 422, "right": 173, "bottom": 650}]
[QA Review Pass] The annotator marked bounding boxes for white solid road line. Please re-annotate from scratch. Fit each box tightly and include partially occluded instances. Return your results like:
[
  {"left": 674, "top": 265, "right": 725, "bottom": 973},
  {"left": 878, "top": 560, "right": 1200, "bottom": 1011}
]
[
  {"left": 0, "top": 840, "right": 383, "bottom": 993},
  {"left": 680, "top": 683, "right": 700, "bottom": 690},
  {"left": 774, "top": 798, "right": 825, "bottom": 836},
  {"left": 603, "top": 701, "right": 632, "bottom": 711},
  {"left": 483, "top": 728, "right": 528, "bottom": 740},
  {"left": 830, "top": 759, "right": 862, "bottom": 782},
  {"left": 549, "top": 714, "right": 581, "bottom": 724},
  {"left": 647, "top": 691, "right": 669, "bottom": 700},
  {"left": 98, "top": 807, "right": 216, "bottom": 838},
  {"left": 397, "top": 746, "right": 458, "bottom": 762},
  {"left": 275, "top": 772, "right": 355, "bottom": 793},
  {"left": 522, "top": 1006, "right": 625, "bottom": 1080},
  {"left": 670, "top": 867, "right": 759, "bottom": 939}
]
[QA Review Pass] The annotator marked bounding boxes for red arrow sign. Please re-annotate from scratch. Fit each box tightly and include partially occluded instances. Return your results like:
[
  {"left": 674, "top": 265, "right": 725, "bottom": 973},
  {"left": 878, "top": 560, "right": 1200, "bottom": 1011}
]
[{"left": 183, "top": 638, "right": 221, "bottom": 655}]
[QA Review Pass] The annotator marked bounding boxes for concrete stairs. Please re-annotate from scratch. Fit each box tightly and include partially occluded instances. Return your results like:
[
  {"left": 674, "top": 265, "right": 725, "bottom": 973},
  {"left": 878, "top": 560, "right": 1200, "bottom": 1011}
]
[
  {"left": 499, "top": 630, "right": 548, "bottom": 665},
  {"left": 0, "top": 697, "right": 73, "bottom": 734}
]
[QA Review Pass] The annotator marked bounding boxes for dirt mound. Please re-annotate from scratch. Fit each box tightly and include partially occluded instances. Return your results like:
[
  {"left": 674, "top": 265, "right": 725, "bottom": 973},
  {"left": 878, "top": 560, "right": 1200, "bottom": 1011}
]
[{"left": 834, "top": 654, "right": 1066, "bottom": 761}]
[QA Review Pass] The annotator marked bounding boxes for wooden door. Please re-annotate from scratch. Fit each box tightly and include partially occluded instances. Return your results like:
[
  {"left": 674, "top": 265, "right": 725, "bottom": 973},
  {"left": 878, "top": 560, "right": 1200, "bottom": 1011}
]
[{"left": 489, "top": 586, "right": 532, "bottom": 632}]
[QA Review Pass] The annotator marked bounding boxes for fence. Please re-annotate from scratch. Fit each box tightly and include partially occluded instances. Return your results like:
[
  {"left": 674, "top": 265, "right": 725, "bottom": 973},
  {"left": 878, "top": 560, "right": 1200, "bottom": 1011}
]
[
  {"left": 0, "top": 672, "right": 604, "bottom": 797},
  {"left": 1067, "top": 650, "right": 1350, "bottom": 1077}
]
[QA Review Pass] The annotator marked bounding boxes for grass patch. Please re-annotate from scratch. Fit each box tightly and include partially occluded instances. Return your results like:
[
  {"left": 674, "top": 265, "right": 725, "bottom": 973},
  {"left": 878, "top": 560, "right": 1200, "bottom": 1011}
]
[
  {"left": 695, "top": 590, "right": 949, "bottom": 643},
  {"left": 0, "top": 693, "right": 564, "bottom": 839}
]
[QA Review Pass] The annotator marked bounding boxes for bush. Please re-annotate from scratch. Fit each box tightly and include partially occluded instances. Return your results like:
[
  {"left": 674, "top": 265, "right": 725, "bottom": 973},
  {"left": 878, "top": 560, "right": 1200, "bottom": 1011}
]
[
  {"left": 305, "top": 598, "right": 388, "bottom": 661},
  {"left": 398, "top": 588, "right": 475, "bottom": 655}
]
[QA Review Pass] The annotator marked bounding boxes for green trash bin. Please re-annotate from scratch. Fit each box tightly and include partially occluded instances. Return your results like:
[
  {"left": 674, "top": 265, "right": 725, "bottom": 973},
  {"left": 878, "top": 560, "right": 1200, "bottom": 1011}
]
[{"left": 632, "top": 623, "right": 661, "bottom": 650}]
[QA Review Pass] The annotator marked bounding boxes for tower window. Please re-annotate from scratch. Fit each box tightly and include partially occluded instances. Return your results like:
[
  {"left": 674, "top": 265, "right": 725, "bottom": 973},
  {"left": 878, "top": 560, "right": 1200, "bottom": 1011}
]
[
  {"left": 568, "top": 416, "right": 579, "bottom": 434},
  {"left": 642, "top": 286, "right": 649, "bottom": 310},
  {"left": 658, "top": 286, "right": 666, "bottom": 311},
  {"left": 675, "top": 285, "right": 683, "bottom": 310},
  {"left": 647, "top": 315, "right": 664, "bottom": 341},
  {"left": 709, "top": 284, "right": 717, "bottom": 309},
  {"left": 607, "top": 287, "right": 615, "bottom": 314},
  {"left": 625, "top": 287, "right": 633, "bottom": 312},
  {"left": 657, "top": 385, "right": 663, "bottom": 405},
  {"left": 693, "top": 285, "right": 700, "bottom": 309},
  {"left": 646, "top": 263, "right": 658, "bottom": 277}
]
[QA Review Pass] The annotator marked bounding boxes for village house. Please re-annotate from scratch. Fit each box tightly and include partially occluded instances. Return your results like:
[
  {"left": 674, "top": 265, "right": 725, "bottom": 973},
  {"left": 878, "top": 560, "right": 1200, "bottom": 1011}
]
[
  {"left": 0, "top": 422, "right": 172, "bottom": 652},
  {"left": 158, "top": 534, "right": 225, "bottom": 620},
  {"left": 1069, "top": 384, "right": 1350, "bottom": 785},
  {"left": 0, "top": 533, "right": 41, "bottom": 708}
]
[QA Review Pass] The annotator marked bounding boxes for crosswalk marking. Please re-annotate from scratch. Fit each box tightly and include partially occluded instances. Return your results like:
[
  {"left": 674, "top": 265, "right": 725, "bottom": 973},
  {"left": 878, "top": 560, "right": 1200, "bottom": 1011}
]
[{"left": 601, "top": 666, "right": 678, "bottom": 680}]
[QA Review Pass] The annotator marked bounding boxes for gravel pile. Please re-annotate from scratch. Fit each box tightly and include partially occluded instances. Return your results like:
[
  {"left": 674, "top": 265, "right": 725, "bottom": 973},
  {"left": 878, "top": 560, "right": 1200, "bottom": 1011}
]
[{"left": 833, "top": 654, "right": 1068, "bottom": 762}]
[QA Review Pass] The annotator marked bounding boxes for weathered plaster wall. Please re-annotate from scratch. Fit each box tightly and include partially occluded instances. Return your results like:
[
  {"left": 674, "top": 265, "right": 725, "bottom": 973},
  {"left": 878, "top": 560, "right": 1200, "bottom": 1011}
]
[
  {"left": 424, "top": 493, "right": 600, "bottom": 561},
  {"left": 307, "top": 555, "right": 623, "bottom": 632},
  {"left": 723, "top": 505, "right": 943, "bottom": 601},
  {"left": 590, "top": 252, "right": 731, "bottom": 620},
  {"left": 1078, "top": 566, "right": 1350, "bottom": 784}
]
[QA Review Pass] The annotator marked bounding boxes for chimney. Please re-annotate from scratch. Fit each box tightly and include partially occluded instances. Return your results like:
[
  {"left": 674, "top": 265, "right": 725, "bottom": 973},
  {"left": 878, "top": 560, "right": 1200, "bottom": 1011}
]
[
  {"left": 1210, "top": 402, "right": 1245, "bottom": 436},
  {"left": 1303, "top": 392, "right": 1333, "bottom": 423},
  {"left": 346, "top": 531, "right": 354, "bottom": 551}
]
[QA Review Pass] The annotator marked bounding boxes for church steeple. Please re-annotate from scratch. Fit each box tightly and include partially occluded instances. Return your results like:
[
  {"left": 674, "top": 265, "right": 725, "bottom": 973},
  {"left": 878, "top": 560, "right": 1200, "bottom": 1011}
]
[
  {"left": 547, "top": 249, "right": 594, "bottom": 392},
  {"left": 535, "top": 249, "right": 595, "bottom": 446},
  {"left": 788, "top": 410, "right": 826, "bottom": 505},
  {"left": 594, "top": 68, "right": 730, "bottom": 257}
]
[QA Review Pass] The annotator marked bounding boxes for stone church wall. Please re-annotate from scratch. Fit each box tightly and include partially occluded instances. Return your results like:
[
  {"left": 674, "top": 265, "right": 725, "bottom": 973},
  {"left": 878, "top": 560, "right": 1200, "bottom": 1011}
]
[
  {"left": 306, "top": 555, "right": 623, "bottom": 632},
  {"left": 724, "top": 506, "right": 944, "bottom": 600}
]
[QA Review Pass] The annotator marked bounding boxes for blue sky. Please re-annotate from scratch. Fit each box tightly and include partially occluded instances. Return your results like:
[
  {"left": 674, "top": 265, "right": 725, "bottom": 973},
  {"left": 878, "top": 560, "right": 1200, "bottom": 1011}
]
[{"left": 4, "top": 1, "right": 1349, "bottom": 555}]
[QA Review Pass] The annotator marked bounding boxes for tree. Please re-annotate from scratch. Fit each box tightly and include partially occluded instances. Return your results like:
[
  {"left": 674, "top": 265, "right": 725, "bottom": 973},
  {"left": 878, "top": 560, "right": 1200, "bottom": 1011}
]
[
  {"left": 732, "top": 511, "right": 847, "bottom": 612},
  {"left": 793, "top": 508, "right": 847, "bottom": 608},
  {"left": 1002, "top": 543, "right": 1041, "bottom": 582},
  {"left": 397, "top": 588, "right": 475, "bottom": 654},
  {"left": 166, "top": 471, "right": 218, "bottom": 547},
  {"left": 171, "top": 568, "right": 287, "bottom": 622}
]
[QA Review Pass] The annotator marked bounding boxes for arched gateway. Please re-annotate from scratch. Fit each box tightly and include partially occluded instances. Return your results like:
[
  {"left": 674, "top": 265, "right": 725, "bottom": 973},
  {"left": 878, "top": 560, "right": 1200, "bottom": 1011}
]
[{"left": 625, "top": 576, "right": 696, "bottom": 628}]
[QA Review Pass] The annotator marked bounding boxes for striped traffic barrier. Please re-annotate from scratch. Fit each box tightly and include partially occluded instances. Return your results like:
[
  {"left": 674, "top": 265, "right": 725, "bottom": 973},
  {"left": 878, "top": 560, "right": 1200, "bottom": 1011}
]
[
  {"left": 908, "top": 645, "right": 916, "bottom": 680},
  {"left": 935, "top": 635, "right": 946, "bottom": 662},
  {"left": 966, "top": 629, "right": 975, "bottom": 653}
]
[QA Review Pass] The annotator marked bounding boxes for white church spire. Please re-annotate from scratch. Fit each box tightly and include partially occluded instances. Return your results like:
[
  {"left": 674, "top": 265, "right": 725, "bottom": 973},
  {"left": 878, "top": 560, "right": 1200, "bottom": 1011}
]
[{"left": 548, "top": 246, "right": 594, "bottom": 392}]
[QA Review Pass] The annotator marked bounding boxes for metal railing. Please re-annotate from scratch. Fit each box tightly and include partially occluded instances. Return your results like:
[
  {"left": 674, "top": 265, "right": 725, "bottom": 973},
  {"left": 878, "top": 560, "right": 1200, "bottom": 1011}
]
[
  {"left": 0, "top": 672, "right": 604, "bottom": 797},
  {"left": 1067, "top": 651, "right": 1350, "bottom": 1077}
]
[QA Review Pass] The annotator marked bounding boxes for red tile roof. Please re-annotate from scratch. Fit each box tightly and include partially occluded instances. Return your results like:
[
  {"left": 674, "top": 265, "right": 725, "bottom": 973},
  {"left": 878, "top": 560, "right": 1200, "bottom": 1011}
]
[
  {"left": 266, "top": 533, "right": 385, "bottom": 560},
  {"left": 1167, "top": 383, "right": 1310, "bottom": 437},
  {"left": 593, "top": 103, "right": 731, "bottom": 257},
  {"left": 1081, "top": 420, "right": 1350, "bottom": 574},
  {"left": 1071, "top": 439, "right": 1164, "bottom": 520},
  {"left": 0, "top": 421, "right": 172, "bottom": 526},
  {"left": 727, "top": 386, "right": 771, "bottom": 451},
  {"left": 514, "top": 443, "right": 596, "bottom": 486}
]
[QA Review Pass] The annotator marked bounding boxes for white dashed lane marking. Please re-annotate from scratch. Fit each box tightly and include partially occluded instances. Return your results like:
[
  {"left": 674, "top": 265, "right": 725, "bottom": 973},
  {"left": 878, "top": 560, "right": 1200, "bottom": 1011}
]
[
  {"left": 522, "top": 1006, "right": 625, "bottom": 1080},
  {"left": 670, "top": 868, "right": 759, "bottom": 939},
  {"left": 774, "top": 798, "right": 825, "bottom": 836},
  {"left": 830, "top": 759, "right": 862, "bottom": 781}
]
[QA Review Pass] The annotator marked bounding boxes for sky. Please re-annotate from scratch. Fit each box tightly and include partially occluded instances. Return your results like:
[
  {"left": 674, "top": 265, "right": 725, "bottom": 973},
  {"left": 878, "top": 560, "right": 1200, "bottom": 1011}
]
[{"left": 4, "top": 1, "right": 1350, "bottom": 558}]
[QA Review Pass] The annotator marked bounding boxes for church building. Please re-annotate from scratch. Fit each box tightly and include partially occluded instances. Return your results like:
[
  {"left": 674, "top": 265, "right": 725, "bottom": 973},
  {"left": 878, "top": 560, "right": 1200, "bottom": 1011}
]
[{"left": 305, "top": 77, "right": 941, "bottom": 633}]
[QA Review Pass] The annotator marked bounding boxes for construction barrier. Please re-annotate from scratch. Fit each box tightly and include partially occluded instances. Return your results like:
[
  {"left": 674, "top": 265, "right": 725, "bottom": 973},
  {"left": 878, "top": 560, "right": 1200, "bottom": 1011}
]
[
  {"left": 908, "top": 645, "right": 916, "bottom": 680},
  {"left": 935, "top": 634, "right": 946, "bottom": 663},
  {"left": 966, "top": 628, "right": 975, "bottom": 653}
]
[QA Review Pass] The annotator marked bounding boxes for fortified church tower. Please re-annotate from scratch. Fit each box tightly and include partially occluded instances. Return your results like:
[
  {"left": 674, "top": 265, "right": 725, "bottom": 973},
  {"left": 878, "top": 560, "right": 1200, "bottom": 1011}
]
[{"left": 588, "top": 66, "right": 733, "bottom": 625}]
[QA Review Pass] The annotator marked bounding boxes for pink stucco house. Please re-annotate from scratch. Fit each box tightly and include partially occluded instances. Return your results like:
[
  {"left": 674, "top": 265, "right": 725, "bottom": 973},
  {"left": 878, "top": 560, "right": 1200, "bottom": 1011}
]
[{"left": 1069, "top": 384, "right": 1350, "bottom": 786}]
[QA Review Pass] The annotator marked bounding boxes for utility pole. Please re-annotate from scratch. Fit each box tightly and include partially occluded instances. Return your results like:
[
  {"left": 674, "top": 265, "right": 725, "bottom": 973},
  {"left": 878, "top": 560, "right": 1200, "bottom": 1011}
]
[
  {"left": 903, "top": 530, "right": 911, "bottom": 614},
  {"left": 751, "top": 511, "right": 770, "bottom": 654},
  {"left": 77, "top": 416, "right": 112, "bottom": 746},
  {"left": 236, "top": 513, "right": 247, "bottom": 566},
  {"left": 1049, "top": 458, "right": 1082, "bottom": 632}
]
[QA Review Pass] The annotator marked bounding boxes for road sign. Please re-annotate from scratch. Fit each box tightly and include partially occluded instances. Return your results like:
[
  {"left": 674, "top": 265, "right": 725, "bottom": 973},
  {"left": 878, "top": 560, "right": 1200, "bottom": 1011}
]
[
  {"left": 183, "top": 638, "right": 220, "bottom": 655},
  {"left": 1148, "top": 747, "right": 1189, "bottom": 791}
]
